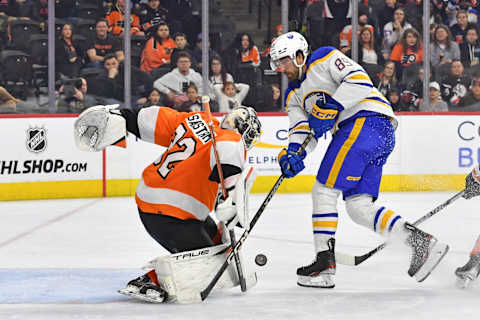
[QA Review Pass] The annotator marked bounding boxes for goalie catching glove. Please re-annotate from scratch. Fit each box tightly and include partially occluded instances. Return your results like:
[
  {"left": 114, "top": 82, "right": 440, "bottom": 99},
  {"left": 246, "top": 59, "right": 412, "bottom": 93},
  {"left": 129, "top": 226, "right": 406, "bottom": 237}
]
[{"left": 74, "top": 104, "right": 127, "bottom": 152}]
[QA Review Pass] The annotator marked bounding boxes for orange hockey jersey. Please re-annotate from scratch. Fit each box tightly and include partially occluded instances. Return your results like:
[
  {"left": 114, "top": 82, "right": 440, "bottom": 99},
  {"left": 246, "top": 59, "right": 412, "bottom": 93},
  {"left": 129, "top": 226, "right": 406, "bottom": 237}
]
[
  {"left": 140, "top": 37, "right": 177, "bottom": 73},
  {"left": 106, "top": 10, "right": 142, "bottom": 35},
  {"left": 134, "top": 107, "right": 246, "bottom": 221}
]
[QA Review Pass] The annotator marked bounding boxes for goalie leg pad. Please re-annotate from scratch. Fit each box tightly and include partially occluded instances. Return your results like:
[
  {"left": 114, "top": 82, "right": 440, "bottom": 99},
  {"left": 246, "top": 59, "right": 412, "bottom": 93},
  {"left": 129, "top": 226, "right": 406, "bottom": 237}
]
[{"left": 144, "top": 244, "right": 256, "bottom": 303}]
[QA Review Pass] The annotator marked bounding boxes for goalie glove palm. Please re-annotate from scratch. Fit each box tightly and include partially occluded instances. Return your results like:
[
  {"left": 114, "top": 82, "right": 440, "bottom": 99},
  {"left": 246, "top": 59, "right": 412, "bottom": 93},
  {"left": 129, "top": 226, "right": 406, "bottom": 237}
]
[{"left": 74, "top": 104, "right": 126, "bottom": 152}]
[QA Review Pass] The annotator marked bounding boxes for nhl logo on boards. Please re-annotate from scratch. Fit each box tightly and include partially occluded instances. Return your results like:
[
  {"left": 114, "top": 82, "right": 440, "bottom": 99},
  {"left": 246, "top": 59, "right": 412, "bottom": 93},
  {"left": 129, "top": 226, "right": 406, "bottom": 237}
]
[{"left": 26, "top": 126, "right": 47, "bottom": 153}]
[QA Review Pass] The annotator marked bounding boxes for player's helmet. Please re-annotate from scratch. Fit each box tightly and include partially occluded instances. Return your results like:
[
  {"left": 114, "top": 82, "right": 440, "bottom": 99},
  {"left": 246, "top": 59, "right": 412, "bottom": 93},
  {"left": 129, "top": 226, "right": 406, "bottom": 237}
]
[
  {"left": 221, "top": 106, "right": 262, "bottom": 150},
  {"left": 269, "top": 31, "right": 309, "bottom": 70}
]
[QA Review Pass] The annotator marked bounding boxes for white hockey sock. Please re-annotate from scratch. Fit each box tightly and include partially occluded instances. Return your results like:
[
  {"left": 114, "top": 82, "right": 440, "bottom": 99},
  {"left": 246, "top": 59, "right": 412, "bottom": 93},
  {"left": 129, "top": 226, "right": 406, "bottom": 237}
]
[{"left": 312, "top": 213, "right": 338, "bottom": 252}]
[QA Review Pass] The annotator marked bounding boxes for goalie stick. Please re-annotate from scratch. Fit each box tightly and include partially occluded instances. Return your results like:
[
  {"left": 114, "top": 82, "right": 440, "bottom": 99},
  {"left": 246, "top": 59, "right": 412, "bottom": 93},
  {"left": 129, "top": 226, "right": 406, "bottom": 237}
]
[
  {"left": 201, "top": 96, "right": 248, "bottom": 292},
  {"left": 200, "top": 131, "right": 315, "bottom": 301},
  {"left": 335, "top": 165, "right": 480, "bottom": 266}
]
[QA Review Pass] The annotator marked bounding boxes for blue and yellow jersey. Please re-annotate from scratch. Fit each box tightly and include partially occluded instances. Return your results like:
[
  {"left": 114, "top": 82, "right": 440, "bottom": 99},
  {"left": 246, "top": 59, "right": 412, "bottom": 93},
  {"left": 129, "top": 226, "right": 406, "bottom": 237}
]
[{"left": 285, "top": 47, "right": 397, "bottom": 149}]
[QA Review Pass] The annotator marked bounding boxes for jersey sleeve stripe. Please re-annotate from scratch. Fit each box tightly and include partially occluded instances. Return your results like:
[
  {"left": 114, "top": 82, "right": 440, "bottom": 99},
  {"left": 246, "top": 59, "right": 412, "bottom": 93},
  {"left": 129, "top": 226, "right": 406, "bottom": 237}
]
[
  {"left": 342, "top": 81, "right": 374, "bottom": 88},
  {"left": 361, "top": 96, "right": 392, "bottom": 109},
  {"left": 306, "top": 50, "right": 337, "bottom": 74},
  {"left": 347, "top": 74, "right": 370, "bottom": 81}
]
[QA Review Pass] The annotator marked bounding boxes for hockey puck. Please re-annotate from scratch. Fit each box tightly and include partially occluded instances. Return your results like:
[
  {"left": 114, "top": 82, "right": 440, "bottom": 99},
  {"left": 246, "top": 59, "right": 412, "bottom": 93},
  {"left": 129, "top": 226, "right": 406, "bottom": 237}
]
[{"left": 255, "top": 254, "right": 267, "bottom": 266}]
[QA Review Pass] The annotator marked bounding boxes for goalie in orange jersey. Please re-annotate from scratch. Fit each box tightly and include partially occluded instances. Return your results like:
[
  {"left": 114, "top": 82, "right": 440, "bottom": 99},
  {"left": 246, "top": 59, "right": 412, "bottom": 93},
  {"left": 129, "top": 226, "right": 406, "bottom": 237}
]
[{"left": 73, "top": 104, "right": 261, "bottom": 303}]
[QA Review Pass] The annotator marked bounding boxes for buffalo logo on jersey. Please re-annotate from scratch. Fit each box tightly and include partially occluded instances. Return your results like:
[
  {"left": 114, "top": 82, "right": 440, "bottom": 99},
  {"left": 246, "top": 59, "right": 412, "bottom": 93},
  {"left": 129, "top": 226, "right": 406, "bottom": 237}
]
[
  {"left": 186, "top": 114, "right": 211, "bottom": 144},
  {"left": 26, "top": 127, "right": 47, "bottom": 153},
  {"left": 303, "top": 91, "right": 335, "bottom": 113}
]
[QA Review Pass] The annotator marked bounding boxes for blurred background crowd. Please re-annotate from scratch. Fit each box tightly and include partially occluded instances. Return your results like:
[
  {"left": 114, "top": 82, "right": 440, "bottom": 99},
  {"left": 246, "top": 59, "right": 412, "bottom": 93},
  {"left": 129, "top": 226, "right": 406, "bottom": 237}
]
[{"left": 1, "top": 0, "right": 480, "bottom": 114}]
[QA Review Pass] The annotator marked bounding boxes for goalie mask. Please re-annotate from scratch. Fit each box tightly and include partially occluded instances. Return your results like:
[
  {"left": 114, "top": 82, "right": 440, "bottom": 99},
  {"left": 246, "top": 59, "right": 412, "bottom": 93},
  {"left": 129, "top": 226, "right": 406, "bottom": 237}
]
[{"left": 221, "top": 106, "right": 261, "bottom": 150}]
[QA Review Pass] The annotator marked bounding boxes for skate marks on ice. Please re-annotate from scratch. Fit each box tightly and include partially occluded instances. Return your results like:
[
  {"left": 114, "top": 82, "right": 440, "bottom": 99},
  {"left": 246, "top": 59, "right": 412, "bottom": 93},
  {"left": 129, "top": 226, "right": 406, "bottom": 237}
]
[{"left": 0, "top": 194, "right": 480, "bottom": 319}]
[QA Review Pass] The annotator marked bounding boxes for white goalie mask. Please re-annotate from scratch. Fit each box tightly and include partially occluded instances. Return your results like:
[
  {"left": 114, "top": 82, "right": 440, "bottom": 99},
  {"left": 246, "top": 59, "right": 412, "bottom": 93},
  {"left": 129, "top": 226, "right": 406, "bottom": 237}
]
[
  {"left": 221, "top": 106, "right": 262, "bottom": 150},
  {"left": 269, "top": 31, "right": 309, "bottom": 76}
]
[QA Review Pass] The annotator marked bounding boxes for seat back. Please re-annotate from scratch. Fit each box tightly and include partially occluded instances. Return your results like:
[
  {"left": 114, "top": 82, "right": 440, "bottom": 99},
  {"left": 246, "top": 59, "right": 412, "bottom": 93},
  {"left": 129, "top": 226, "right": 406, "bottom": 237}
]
[
  {"left": 9, "top": 20, "right": 42, "bottom": 51},
  {"left": 0, "top": 50, "right": 33, "bottom": 83},
  {"left": 30, "top": 34, "right": 49, "bottom": 66}
]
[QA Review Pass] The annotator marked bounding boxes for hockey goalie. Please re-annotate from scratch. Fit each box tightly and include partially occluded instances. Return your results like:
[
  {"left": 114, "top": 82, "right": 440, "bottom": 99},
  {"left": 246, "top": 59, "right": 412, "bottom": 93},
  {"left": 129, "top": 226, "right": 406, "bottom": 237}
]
[{"left": 73, "top": 104, "right": 262, "bottom": 303}]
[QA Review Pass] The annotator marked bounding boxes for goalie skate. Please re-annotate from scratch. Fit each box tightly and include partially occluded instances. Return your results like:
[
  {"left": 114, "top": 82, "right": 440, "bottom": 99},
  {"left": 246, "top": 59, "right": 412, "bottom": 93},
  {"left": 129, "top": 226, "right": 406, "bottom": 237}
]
[
  {"left": 118, "top": 275, "right": 168, "bottom": 303},
  {"left": 297, "top": 238, "right": 336, "bottom": 289},
  {"left": 455, "top": 254, "right": 480, "bottom": 289},
  {"left": 405, "top": 223, "right": 449, "bottom": 282}
]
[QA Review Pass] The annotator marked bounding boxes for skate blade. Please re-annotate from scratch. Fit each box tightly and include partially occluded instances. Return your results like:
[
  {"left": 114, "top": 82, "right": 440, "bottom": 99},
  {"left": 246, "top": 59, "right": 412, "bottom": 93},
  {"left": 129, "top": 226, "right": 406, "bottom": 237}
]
[
  {"left": 415, "top": 243, "right": 449, "bottom": 282},
  {"left": 456, "top": 277, "right": 472, "bottom": 289},
  {"left": 118, "top": 289, "right": 165, "bottom": 303},
  {"left": 297, "top": 275, "right": 335, "bottom": 289}
]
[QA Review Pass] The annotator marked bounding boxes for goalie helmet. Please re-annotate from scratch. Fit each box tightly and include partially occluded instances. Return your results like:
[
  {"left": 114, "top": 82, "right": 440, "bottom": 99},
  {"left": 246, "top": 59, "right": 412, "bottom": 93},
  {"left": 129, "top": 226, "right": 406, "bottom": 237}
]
[
  {"left": 269, "top": 31, "right": 309, "bottom": 71},
  {"left": 221, "top": 106, "right": 261, "bottom": 150}
]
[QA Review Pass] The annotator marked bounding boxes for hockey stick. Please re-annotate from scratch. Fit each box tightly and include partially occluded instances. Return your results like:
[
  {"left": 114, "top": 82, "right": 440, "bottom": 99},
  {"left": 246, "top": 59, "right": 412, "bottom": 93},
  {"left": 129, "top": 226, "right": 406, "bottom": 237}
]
[
  {"left": 201, "top": 96, "right": 248, "bottom": 292},
  {"left": 200, "top": 132, "right": 314, "bottom": 301},
  {"left": 336, "top": 165, "right": 480, "bottom": 266}
]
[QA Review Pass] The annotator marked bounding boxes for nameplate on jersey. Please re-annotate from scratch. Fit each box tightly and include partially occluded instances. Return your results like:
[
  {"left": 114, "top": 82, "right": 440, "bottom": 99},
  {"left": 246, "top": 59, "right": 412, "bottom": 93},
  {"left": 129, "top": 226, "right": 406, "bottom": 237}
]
[{"left": 186, "top": 114, "right": 212, "bottom": 144}]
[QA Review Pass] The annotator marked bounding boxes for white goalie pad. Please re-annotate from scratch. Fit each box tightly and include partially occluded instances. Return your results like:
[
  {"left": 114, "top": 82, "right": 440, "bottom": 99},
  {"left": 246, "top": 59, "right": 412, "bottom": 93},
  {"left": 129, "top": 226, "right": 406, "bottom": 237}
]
[
  {"left": 234, "top": 166, "right": 257, "bottom": 230},
  {"left": 74, "top": 104, "right": 126, "bottom": 152},
  {"left": 143, "top": 244, "right": 257, "bottom": 304}
]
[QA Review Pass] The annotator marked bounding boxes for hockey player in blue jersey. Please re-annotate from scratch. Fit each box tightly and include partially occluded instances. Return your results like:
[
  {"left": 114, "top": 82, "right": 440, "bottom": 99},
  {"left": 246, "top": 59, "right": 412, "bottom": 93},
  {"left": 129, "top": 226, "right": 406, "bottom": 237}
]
[{"left": 270, "top": 31, "right": 449, "bottom": 288}]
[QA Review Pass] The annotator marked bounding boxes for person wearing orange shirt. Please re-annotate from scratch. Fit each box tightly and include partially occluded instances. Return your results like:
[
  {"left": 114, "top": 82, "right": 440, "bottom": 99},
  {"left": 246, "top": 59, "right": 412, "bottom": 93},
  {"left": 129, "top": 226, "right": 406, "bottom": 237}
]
[
  {"left": 390, "top": 28, "right": 424, "bottom": 80},
  {"left": 73, "top": 104, "right": 261, "bottom": 303},
  {"left": 141, "top": 22, "right": 176, "bottom": 73},
  {"left": 239, "top": 33, "right": 260, "bottom": 67},
  {"left": 106, "top": 0, "right": 144, "bottom": 36}
]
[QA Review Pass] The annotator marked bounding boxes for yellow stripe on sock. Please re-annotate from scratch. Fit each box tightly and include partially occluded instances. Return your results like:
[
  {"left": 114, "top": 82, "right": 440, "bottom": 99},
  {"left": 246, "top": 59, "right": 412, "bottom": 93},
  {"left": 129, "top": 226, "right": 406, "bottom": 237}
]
[
  {"left": 313, "top": 221, "right": 338, "bottom": 228},
  {"left": 380, "top": 210, "right": 395, "bottom": 234}
]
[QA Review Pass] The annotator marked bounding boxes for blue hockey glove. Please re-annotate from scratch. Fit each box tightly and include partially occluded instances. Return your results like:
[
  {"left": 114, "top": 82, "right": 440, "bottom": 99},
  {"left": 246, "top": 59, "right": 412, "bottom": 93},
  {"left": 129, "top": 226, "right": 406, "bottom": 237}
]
[
  {"left": 308, "top": 101, "right": 342, "bottom": 139},
  {"left": 278, "top": 143, "right": 307, "bottom": 178}
]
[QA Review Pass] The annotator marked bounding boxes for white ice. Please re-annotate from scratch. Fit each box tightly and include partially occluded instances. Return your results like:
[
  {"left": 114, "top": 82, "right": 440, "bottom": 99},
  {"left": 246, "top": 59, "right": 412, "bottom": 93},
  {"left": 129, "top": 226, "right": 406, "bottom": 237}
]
[{"left": 0, "top": 192, "right": 479, "bottom": 320}]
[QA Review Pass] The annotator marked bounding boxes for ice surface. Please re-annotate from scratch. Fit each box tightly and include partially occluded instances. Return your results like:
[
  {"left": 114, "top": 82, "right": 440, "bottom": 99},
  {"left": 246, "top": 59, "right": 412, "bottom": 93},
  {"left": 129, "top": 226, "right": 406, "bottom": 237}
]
[{"left": 1, "top": 192, "right": 479, "bottom": 320}]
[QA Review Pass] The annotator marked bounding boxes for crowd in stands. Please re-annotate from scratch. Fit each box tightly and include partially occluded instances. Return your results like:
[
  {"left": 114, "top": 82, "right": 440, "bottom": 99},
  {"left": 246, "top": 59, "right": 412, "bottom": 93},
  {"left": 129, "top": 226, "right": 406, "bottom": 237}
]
[
  {"left": 292, "top": 0, "right": 480, "bottom": 111},
  {"left": 2, "top": 0, "right": 480, "bottom": 114}
]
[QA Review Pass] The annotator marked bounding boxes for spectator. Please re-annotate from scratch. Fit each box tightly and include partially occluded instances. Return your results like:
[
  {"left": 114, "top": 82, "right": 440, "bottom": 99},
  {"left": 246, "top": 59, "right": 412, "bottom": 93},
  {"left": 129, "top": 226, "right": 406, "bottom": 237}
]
[
  {"left": 55, "top": 23, "right": 83, "bottom": 78},
  {"left": 0, "top": 86, "right": 20, "bottom": 113},
  {"left": 106, "top": 0, "right": 144, "bottom": 36},
  {"left": 170, "top": 32, "right": 195, "bottom": 69},
  {"left": 140, "top": 22, "right": 176, "bottom": 73},
  {"left": 358, "top": 27, "right": 383, "bottom": 66},
  {"left": 440, "top": 60, "right": 471, "bottom": 106},
  {"left": 136, "top": 88, "right": 164, "bottom": 109},
  {"left": 138, "top": 0, "right": 170, "bottom": 35},
  {"left": 339, "top": 9, "right": 374, "bottom": 54},
  {"left": 387, "top": 86, "right": 401, "bottom": 111},
  {"left": 192, "top": 32, "right": 219, "bottom": 70},
  {"left": 458, "top": 77, "right": 480, "bottom": 108},
  {"left": 153, "top": 51, "right": 204, "bottom": 107},
  {"left": 92, "top": 53, "right": 153, "bottom": 105},
  {"left": 209, "top": 56, "right": 233, "bottom": 86},
  {"left": 390, "top": 28, "right": 424, "bottom": 81},
  {"left": 5, "top": 0, "right": 32, "bottom": 18},
  {"left": 261, "top": 24, "right": 283, "bottom": 57},
  {"left": 30, "top": 0, "right": 47, "bottom": 31},
  {"left": 399, "top": 66, "right": 426, "bottom": 111},
  {"left": 179, "top": 83, "right": 202, "bottom": 112},
  {"left": 419, "top": 81, "right": 448, "bottom": 111},
  {"left": 378, "top": 0, "right": 396, "bottom": 32},
  {"left": 86, "top": 18, "right": 124, "bottom": 68},
  {"left": 213, "top": 81, "right": 249, "bottom": 113},
  {"left": 259, "top": 83, "right": 282, "bottom": 112},
  {"left": 374, "top": 61, "right": 398, "bottom": 97},
  {"left": 451, "top": 10, "right": 477, "bottom": 44},
  {"left": 383, "top": 7, "right": 413, "bottom": 58},
  {"left": 431, "top": 25, "right": 461, "bottom": 68},
  {"left": 460, "top": 26, "right": 480, "bottom": 67},
  {"left": 57, "top": 77, "right": 98, "bottom": 113},
  {"left": 239, "top": 33, "right": 260, "bottom": 67}
]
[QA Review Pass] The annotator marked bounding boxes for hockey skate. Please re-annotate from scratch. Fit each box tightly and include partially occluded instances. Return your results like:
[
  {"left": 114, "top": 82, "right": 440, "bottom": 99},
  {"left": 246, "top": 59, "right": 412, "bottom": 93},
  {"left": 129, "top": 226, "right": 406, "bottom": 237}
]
[
  {"left": 455, "top": 254, "right": 480, "bottom": 288},
  {"left": 405, "top": 223, "right": 449, "bottom": 282},
  {"left": 118, "top": 274, "right": 168, "bottom": 303},
  {"left": 297, "top": 238, "right": 336, "bottom": 288}
]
